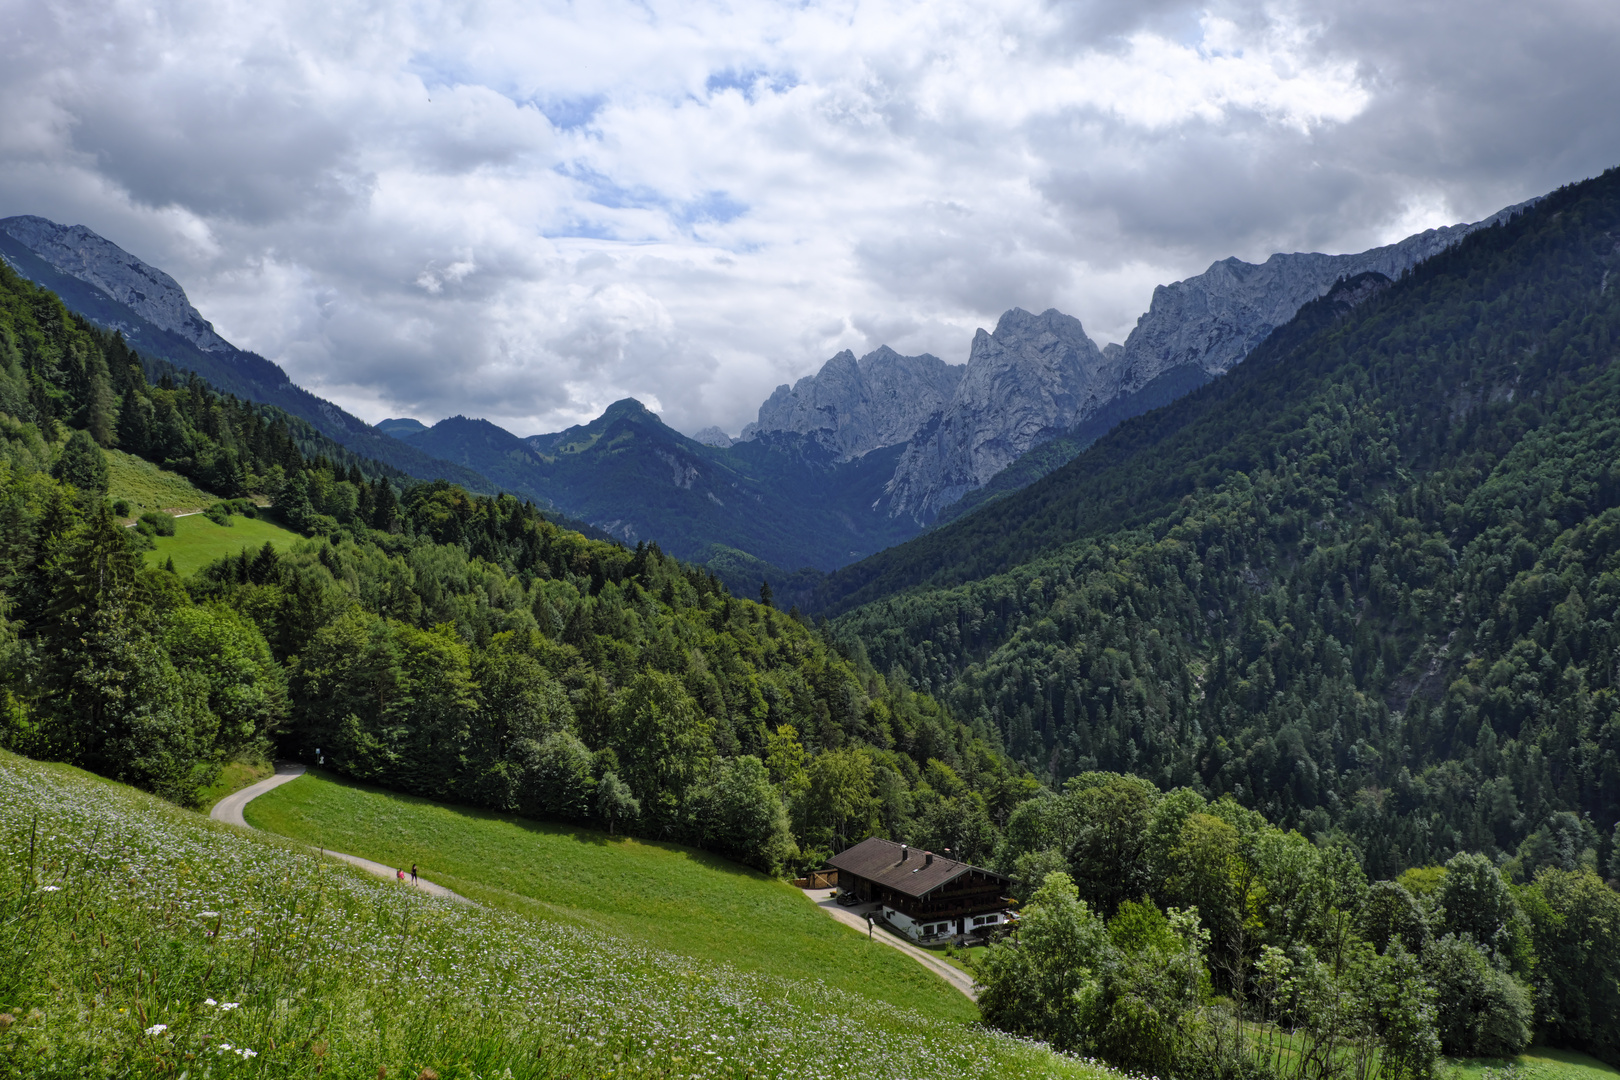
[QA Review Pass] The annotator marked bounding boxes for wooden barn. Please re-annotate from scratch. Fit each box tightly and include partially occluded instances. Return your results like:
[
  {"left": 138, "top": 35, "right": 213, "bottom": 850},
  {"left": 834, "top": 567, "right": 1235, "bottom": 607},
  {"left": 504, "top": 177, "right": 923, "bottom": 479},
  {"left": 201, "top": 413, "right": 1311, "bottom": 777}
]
[{"left": 825, "top": 837, "right": 1012, "bottom": 943}]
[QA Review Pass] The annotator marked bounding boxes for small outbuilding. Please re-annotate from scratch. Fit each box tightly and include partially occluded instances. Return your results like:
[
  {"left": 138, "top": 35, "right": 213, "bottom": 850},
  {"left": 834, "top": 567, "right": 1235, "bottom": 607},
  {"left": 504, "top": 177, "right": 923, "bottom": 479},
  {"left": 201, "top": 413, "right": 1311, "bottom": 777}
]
[{"left": 825, "top": 837, "right": 1012, "bottom": 943}]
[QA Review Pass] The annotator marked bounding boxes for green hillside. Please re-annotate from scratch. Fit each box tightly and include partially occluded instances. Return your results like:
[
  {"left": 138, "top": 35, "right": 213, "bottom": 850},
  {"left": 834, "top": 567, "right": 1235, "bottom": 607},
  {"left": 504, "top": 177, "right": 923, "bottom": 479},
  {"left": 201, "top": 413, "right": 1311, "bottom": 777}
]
[
  {"left": 141, "top": 510, "right": 303, "bottom": 575},
  {"left": 104, "top": 445, "right": 217, "bottom": 514},
  {"left": 245, "top": 768, "right": 976, "bottom": 1021},
  {"left": 829, "top": 169, "right": 1620, "bottom": 880},
  {"left": 1, "top": 751, "right": 1103, "bottom": 1079}
]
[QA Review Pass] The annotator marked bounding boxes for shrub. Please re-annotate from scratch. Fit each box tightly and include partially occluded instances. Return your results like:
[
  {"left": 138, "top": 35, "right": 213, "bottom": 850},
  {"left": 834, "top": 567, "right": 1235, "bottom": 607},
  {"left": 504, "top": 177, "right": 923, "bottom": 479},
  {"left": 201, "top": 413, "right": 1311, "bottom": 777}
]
[{"left": 137, "top": 511, "right": 176, "bottom": 536}]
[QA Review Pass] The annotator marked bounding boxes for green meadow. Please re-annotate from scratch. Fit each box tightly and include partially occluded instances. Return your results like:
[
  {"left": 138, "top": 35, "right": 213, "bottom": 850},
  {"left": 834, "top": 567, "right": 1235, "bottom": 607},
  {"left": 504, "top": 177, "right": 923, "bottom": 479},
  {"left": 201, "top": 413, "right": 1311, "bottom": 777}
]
[
  {"left": 1447, "top": 1049, "right": 1620, "bottom": 1080},
  {"left": 105, "top": 446, "right": 218, "bottom": 515},
  {"left": 1, "top": 750, "right": 1110, "bottom": 1079},
  {"left": 140, "top": 510, "right": 303, "bottom": 575},
  {"left": 245, "top": 768, "right": 979, "bottom": 1023}
]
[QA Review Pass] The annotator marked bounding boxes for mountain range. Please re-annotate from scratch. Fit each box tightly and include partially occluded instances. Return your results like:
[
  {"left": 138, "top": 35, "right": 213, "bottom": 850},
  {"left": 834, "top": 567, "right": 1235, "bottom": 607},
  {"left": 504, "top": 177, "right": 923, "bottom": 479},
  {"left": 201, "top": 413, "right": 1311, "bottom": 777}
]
[
  {"left": 0, "top": 216, "right": 494, "bottom": 493},
  {"left": 0, "top": 199, "right": 1530, "bottom": 590}
]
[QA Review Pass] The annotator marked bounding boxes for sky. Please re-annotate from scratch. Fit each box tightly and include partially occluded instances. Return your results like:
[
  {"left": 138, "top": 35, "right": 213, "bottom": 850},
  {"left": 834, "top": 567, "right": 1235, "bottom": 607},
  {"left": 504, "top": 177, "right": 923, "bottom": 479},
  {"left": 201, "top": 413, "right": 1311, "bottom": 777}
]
[{"left": 2, "top": 0, "right": 1618, "bottom": 437}]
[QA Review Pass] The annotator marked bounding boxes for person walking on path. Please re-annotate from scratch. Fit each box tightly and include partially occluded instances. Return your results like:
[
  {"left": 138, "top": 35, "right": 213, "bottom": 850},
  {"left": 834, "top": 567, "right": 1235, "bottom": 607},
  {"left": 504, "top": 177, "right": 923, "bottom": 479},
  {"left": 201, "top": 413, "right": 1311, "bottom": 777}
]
[
  {"left": 411, "top": 864, "right": 418, "bottom": 886},
  {"left": 397, "top": 868, "right": 405, "bottom": 884}
]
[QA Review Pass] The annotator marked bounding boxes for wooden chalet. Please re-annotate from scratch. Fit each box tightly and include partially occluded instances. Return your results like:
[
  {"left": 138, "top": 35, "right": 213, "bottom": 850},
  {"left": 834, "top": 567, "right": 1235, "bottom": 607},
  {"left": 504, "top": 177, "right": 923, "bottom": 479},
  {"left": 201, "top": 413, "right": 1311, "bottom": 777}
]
[{"left": 825, "top": 837, "right": 1012, "bottom": 942}]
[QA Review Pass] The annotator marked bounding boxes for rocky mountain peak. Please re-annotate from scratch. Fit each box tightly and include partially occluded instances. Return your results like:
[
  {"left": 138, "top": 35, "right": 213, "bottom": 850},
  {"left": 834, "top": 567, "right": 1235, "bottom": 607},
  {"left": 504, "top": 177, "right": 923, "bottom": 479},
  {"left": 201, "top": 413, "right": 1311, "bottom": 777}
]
[
  {"left": 881, "top": 306, "right": 1117, "bottom": 524},
  {"left": 1111, "top": 198, "right": 1540, "bottom": 395},
  {"left": 743, "top": 345, "right": 963, "bottom": 460},
  {"left": 691, "top": 426, "right": 735, "bottom": 447},
  {"left": 0, "top": 215, "right": 232, "bottom": 354}
]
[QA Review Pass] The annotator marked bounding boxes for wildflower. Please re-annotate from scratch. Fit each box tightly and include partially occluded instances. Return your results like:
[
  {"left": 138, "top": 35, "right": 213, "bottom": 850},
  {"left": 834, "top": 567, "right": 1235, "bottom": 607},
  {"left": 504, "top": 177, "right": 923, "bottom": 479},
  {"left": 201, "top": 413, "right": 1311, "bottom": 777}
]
[
  {"left": 39, "top": 885, "right": 61, "bottom": 892},
  {"left": 237, "top": 1048, "right": 258, "bottom": 1059},
  {"left": 220, "top": 1002, "right": 242, "bottom": 1011},
  {"left": 204, "top": 998, "right": 218, "bottom": 1006},
  {"left": 145, "top": 1023, "right": 168, "bottom": 1036}
]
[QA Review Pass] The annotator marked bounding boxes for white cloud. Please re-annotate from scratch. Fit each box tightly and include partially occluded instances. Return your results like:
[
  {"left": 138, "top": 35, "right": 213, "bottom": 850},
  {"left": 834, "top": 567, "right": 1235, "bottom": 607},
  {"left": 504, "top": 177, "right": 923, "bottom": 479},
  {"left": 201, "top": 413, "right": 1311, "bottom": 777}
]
[{"left": 1, "top": 0, "right": 1615, "bottom": 436}]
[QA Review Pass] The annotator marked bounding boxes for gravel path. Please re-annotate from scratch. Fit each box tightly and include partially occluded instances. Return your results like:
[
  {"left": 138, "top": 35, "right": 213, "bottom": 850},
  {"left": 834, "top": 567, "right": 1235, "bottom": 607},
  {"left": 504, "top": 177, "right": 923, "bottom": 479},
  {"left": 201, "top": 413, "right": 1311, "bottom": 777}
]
[
  {"left": 799, "top": 888, "right": 978, "bottom": 1001},
  {"left": 210, "top": 764, "right": 472, "bottom": 904}
]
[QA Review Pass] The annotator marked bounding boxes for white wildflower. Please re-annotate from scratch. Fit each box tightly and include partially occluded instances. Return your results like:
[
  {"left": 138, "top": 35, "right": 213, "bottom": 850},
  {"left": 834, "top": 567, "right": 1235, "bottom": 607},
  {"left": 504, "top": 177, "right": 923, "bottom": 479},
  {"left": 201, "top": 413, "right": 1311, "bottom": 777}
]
[
  {"left": 144, "top": 1023, "right": 168, "bottom": 1036},
  {"left": 39, "top": 885, "right": 61, "bottom": 892},
  {"left": 203, "top": 998, "right": 217, "bottom": 1006},
  {"left": 219, "top": 1001, "right": 241, "bottom": 1011}
]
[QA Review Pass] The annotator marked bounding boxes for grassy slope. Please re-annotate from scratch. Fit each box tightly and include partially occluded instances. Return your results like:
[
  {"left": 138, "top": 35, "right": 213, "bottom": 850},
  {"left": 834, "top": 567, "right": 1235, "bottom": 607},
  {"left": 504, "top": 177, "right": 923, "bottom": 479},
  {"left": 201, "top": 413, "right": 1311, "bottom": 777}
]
[
  {"left": 194, "top": 754, "right": 274, "bottom": 811},
  {"left": 104, "top": 446, "right": 217, "bottom": 515},
  {"left": 141, "top": 511, "right": 303, "bottom": 575},
  {"left": 4, "top": 751, "right": 1102, "bottom": 1079},
  {"left": 245, "top": 769, "right": 978, "bottom": 1023},
  {"left": 1448, "top": 1049, "right": 1620, "bottom": 1080}
]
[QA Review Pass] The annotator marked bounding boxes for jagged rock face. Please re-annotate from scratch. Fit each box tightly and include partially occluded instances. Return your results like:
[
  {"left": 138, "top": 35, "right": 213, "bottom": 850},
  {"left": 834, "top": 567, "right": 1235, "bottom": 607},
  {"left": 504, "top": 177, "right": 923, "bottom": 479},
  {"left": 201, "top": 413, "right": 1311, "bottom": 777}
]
[
  {"left": 690, "top": 426, "right": 734, "bottom": 447},
  {"left": 0, "top": 216, "right": 233, "bottom": 353},
  {"left": 743, "top": 345, "right": 963, "bottom": 460},
  {"left": 1112, "top": 200, "right": 1537, "bottom": 394},
  {"left": 882, "top": 308, "right": 1117, "bottom": 523}
]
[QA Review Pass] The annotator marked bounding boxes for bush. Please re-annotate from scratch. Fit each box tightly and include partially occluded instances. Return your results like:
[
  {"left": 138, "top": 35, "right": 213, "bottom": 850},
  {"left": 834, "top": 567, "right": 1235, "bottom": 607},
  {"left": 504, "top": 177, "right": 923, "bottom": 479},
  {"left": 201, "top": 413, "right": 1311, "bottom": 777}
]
[
  {"left": 137, "top": 511, "right": 176, "bottom": 537},
  {"left": 1424, "top": 934, "right": 1532, "bottom": 1056}
]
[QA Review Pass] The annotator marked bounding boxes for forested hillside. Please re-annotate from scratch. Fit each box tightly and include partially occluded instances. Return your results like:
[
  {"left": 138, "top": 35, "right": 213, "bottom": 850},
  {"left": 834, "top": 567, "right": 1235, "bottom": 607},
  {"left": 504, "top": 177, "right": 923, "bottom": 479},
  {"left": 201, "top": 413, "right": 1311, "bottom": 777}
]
[
  {"left": 832, "top": 168, "right": 1620, "bottom": 881},
  {"left": 0, "top": 258, "right": 1021, "bottom": 876}
]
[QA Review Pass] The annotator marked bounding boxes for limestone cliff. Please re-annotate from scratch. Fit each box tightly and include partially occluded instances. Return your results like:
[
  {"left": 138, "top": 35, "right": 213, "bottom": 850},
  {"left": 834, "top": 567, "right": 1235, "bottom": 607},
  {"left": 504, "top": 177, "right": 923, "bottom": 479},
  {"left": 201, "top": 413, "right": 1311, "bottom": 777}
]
[{"left": 742, "top": 346, "right": 964, "bottom": 460}]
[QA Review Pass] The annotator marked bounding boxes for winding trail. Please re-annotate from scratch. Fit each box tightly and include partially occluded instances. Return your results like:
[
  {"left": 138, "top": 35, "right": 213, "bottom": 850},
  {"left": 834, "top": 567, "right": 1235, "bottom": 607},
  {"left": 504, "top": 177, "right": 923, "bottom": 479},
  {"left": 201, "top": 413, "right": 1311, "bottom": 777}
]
[
  {"left": 799, "top": 888, "right": 978, "bottom": 1001},
  {"left": 211, "top": 764, "right": 472, "bottom": 905}
]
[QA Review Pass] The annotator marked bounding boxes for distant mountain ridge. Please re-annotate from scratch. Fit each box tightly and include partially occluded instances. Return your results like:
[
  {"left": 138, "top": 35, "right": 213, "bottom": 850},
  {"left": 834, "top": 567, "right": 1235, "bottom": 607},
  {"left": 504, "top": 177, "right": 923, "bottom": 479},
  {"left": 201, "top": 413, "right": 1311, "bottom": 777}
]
[
  {"left": 741, "top": 200, "right": 1538, "bottom": 528},
  {"left": 740, "top": 345, "right": 963, "bottom": 460},
  {"left": 0, "top": 203, "right": 1543, "bottom": 598},
  {"left": 1108, "top": 199, "right": 1540, "bottom": 396},
  {"left": 394, "top": 400, "right": 920, "bottom": 585},
  {"left": 0, "top": 215, "right": 494, "bottom": 493}
]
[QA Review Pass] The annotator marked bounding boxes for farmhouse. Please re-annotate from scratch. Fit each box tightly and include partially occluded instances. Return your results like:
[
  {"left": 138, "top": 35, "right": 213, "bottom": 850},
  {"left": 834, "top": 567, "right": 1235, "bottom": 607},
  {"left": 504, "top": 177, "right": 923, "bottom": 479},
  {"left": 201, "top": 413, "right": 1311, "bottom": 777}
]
[{"left": 826, "top": 836, "right": 1012, "bottom": 943}]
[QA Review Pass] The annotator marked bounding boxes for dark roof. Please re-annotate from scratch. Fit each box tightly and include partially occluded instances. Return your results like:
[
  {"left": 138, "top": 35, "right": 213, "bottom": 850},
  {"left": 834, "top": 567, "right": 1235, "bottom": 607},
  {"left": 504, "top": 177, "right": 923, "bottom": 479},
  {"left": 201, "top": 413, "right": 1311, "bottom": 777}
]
[{"left": 826, "top": 837, "right": 1008, "bottom": 899}]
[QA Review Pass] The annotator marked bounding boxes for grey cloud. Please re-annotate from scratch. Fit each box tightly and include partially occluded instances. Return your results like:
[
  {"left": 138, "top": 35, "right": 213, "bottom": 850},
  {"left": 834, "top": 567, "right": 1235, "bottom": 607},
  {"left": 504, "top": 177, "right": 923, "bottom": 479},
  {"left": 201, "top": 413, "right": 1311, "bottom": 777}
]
[{"left": 2, "top": 0, "right": 1617, "bottom": 438}]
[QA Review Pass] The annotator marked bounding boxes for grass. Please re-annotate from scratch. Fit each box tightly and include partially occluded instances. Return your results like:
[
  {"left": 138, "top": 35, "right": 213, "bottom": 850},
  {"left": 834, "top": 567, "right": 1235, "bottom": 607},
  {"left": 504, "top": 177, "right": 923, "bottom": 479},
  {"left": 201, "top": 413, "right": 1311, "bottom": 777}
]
[
  {"left": 940, "top": 943, "right": 989, "bottom": 977},
  {"left": 1, "top": 750, "right": 1112, "bottom": 1080},
  {"left": 141, "top": 511, "right": 303, "bottom": 575},
  {"left": 105, "top": 447, "right": 218, "bottom": 516},
  {"left": 195, "top": 754, "right": 275, "bottom": 811},
  {"left": 1447, "top": 1048, "right": 1620, "bottom": 1080},
  {"left": 245, "top": 769, "right": 979, "bottom": 1023}
]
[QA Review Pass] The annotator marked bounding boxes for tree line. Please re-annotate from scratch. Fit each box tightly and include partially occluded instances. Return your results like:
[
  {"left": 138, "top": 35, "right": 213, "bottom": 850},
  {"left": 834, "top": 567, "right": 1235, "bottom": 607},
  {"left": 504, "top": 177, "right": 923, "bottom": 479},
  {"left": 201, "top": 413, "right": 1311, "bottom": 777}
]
[{"left": 979, "top": 772, "right": 1619, "bottom": 1074}]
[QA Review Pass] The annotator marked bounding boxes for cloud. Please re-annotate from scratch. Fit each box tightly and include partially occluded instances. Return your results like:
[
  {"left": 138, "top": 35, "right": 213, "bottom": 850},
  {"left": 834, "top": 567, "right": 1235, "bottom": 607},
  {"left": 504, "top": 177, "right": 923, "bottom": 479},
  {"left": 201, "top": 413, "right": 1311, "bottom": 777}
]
[{"left": 1, "top": 0, "right": 1616, "bottom": 436}]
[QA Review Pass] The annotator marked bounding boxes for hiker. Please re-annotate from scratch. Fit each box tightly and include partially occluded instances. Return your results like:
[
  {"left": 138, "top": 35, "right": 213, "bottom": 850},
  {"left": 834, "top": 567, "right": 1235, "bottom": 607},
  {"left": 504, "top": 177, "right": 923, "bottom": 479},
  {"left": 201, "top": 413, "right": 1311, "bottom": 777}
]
[
  {"left": 397, "top": 868, "right": 405, "bottom": 884},
  {"left": 411, "top": 864, "right": 418, "bottom": 886}
]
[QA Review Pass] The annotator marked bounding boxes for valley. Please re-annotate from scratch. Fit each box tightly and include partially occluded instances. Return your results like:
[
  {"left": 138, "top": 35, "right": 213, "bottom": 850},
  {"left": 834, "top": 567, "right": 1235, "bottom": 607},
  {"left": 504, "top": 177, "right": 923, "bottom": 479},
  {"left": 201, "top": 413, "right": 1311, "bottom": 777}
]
[{"left": 3, "top": 148, "right": 1620, "bottom": 1080}]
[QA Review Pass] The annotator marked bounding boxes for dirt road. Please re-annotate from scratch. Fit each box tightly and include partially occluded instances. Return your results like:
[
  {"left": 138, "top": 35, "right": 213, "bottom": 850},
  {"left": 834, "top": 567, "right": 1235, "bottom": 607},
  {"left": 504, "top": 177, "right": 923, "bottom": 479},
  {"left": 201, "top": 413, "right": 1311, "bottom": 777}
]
[{"left": 799, "top": 888, "right": 978, "bottom": 1000}]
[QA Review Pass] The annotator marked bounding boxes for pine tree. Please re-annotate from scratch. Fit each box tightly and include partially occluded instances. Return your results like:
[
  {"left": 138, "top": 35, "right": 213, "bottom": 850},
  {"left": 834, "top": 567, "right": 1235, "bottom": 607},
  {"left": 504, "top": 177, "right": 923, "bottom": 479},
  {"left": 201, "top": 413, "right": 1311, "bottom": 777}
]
[
  {"left": 116, "top": 391, "right": 151, "bottom": 454},
  {"left": 51, "top": 429, "right": 110, "bottom": 499}
]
